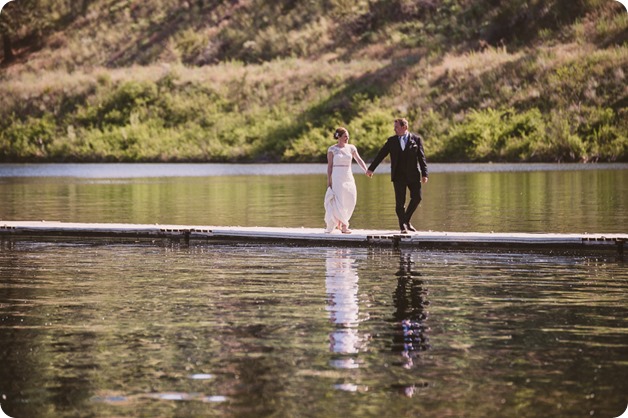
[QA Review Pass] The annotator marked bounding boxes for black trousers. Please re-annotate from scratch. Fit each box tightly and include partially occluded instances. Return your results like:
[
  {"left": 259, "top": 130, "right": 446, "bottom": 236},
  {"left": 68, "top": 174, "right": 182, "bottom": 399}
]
[{"left": 393, "top": 180, "right": 422, "bottom": 229}]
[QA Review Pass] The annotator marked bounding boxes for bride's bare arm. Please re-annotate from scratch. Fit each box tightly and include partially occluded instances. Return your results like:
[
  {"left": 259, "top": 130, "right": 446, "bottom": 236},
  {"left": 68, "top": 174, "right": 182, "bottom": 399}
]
[
  {"left": 352, "top": 146, "right": 368, "bottom": 173},
  {"left": 327, "top": 151, "right": 333, "bottom": 187}
]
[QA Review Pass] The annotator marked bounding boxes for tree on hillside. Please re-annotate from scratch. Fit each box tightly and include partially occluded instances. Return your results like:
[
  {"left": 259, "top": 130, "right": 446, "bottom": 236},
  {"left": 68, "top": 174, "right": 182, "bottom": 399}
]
[
  {"left": 0, "top": 1, "right": 19, "bottom": 61},
  {"left": 0, "top": 0, "right": 47, "bottom": 63}
]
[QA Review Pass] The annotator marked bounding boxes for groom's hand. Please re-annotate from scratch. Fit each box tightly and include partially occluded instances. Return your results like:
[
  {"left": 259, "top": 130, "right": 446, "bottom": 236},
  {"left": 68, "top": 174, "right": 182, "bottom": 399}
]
[
  {"left": 366, "top": 170, "right": 374, "bottom": 178},
  {"left": 422, "top": 176, "right": 428, "bottom": 184}
]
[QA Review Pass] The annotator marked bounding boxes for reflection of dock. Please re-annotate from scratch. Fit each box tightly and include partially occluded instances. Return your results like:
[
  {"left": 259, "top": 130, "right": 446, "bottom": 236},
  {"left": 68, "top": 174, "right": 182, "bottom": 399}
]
[{"left": 0, "top": 221, "right": 625, "bottom": 255}]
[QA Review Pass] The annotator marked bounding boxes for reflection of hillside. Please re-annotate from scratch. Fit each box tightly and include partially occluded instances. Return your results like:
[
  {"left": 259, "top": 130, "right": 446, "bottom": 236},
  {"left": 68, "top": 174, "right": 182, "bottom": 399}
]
[
  {"left": 0, "top": 241, "right": 102, "bottom": 417},
  {"left": 0, "top": 175, "right": 326, "bottom": 228}
]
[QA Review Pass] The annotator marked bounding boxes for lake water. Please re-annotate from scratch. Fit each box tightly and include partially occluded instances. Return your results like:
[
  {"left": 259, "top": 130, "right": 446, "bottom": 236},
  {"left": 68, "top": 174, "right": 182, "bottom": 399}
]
[
  {"left": 0, "top": 163, "right": 627, "bottom": 418},
  {"left": 0, "top": 163, "right": 627, "bottom": 233}
]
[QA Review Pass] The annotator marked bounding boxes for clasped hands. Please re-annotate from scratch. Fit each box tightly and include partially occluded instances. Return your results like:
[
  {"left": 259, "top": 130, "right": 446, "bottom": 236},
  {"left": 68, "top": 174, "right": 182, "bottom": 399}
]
[{"left": 365, "top": 170, "right": 428, "bottom": 184}]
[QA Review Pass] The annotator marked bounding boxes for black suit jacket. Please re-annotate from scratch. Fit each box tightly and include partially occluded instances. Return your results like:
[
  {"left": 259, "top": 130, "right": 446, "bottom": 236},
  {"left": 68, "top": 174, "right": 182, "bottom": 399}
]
[{"left": 368, "top": 133, "right": 428, "bottom": 183}]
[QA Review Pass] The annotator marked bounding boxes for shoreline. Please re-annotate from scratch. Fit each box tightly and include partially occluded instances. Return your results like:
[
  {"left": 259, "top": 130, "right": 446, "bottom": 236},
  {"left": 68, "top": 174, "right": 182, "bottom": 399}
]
[{"left": 1, "top": 162, "right": 627, "bottom": 179}]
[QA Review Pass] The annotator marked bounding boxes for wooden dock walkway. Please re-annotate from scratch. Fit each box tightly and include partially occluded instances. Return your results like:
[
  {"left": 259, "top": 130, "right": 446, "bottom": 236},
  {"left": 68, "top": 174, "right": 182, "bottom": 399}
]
[{"left": 0, "top": 221, "right": 625, "bottom": 255}]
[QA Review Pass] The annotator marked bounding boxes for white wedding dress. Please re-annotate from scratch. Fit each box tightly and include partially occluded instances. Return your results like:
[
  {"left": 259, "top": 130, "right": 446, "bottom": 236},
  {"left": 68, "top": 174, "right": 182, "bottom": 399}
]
[{"left": 325, "top": 144, "right": 358, "bottom": 232}]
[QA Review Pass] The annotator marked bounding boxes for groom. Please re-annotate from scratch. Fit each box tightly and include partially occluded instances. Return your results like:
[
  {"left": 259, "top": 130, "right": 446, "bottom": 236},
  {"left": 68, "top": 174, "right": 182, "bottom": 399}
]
[{"left": 366, "top": 118, "right": 428, "bottom": 234}]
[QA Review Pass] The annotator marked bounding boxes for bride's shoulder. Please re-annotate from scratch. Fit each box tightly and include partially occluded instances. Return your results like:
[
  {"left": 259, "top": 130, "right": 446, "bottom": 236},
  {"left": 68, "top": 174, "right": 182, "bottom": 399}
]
[{"left": 327, "top": 145, "right": 338, "bottom": 153}]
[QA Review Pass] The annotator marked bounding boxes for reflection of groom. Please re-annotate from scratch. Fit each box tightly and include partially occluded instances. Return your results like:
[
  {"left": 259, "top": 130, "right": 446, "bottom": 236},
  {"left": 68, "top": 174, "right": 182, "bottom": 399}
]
[
  {"left": 391, "top": 252, "right": 430, "bottom": 369},
  {"left": 366, "top": 118, "right": 429, "bottom": 234}
]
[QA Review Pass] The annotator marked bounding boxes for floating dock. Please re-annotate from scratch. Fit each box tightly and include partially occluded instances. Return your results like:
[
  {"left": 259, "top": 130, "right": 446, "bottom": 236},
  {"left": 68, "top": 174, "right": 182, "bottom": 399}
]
[{"left": 0, "top": 221, "right": 625, "bottom": 255}]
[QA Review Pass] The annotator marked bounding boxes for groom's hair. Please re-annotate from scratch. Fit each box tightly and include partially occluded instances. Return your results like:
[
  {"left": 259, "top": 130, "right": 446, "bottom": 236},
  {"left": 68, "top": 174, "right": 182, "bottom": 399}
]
[{"left": 395, "top": 118, "right": 409, "bottom": 128}]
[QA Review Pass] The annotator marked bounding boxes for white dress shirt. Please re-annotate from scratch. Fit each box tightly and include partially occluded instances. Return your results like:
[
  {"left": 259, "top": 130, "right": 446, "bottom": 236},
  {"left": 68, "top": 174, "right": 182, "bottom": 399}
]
[{"left": 399, "top": 133, "right": 408, "bottom": 151}]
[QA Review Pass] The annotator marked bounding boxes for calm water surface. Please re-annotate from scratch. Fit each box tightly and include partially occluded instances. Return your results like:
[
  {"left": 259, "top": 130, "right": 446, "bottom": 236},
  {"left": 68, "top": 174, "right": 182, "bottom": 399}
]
[
  {"left": 0, "top": 164, "right": 627, "bottom": 417},
  {"left": 0, "top": 242, "right": 626, "bottom": 418},
  {"left": 0, "top": 163, "right": 627, "bottom": 233}
]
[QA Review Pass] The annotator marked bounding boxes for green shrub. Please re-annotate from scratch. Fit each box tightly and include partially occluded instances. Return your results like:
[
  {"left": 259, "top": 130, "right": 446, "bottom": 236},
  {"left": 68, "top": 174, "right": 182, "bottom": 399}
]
[
  {"left": 580, "top": 107, "right": 628, "bottom": 161},
  {"left": 76, "top": 81, "right": 159, "bottom": 129},
  {"left": 282, "top": 124, "right": 332, "bottom": 162},
  {"left": 0, "top": 114, "right": 57, "bottom": 159},
  {"left": 346, "top": 108, "right": 395, "bottom": 159},
  {"left": 532, "top": 110, "right": 585, "bottom": 162},
  {"left": 174, "top": 28, "right": 207, "bottom": 64},
  {"left": 282, "top": 102, "right": 394, "bottom": 162},
  {"left": 436, "top": 108, "right": 548, "bottom": 162}
]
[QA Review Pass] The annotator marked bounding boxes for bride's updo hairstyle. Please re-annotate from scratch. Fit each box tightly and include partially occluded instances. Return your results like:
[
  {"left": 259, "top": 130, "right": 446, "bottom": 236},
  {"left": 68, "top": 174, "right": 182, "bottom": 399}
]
[{"left": 334, "top": 127, "right": 348, "bottom": 140}]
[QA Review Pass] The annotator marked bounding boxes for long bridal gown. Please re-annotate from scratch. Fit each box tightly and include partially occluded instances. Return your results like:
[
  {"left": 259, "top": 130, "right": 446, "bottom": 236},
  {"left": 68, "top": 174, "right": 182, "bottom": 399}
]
[{"left": 325, "top": 144, "right": 358, "bottom": 233}]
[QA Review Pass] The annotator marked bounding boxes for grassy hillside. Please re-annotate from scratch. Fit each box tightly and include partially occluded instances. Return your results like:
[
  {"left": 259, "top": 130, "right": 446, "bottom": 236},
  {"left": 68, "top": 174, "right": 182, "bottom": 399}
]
[{"left": 0, "top": 0, "right": 626, "bottom": 162}]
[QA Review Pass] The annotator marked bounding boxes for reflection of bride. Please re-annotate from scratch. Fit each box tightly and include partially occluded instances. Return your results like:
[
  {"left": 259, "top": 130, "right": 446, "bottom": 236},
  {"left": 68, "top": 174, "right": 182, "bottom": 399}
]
[{"left": 325, "top": 250, "right": 369, "bottom": 367}]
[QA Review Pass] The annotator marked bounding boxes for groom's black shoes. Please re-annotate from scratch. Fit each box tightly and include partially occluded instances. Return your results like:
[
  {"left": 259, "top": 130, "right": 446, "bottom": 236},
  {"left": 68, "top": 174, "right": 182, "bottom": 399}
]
[
  {"left": 405, "top": 223, "right": 417, "bottom": 232},
  {"left": 400, "top": 223, "right": 416, "bottom": 234}
]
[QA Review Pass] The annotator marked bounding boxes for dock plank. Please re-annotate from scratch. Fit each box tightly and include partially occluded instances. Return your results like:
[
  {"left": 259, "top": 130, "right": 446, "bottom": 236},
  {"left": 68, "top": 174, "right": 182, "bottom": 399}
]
[{"left": 0, "top": 221, "right": 625, "bottom": 254}]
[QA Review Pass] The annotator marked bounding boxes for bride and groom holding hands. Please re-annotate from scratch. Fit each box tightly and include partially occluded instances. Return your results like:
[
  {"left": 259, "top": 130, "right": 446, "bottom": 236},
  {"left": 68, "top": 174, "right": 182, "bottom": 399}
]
[{"left": 324, "top": 118, "right": 429, "bottom": 235}]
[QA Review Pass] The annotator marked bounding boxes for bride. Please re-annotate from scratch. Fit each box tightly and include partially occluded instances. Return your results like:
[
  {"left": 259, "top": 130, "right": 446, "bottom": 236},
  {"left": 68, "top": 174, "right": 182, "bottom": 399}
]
[{"left": 325, "top": 127, "right": 368, "bottom": 234}]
